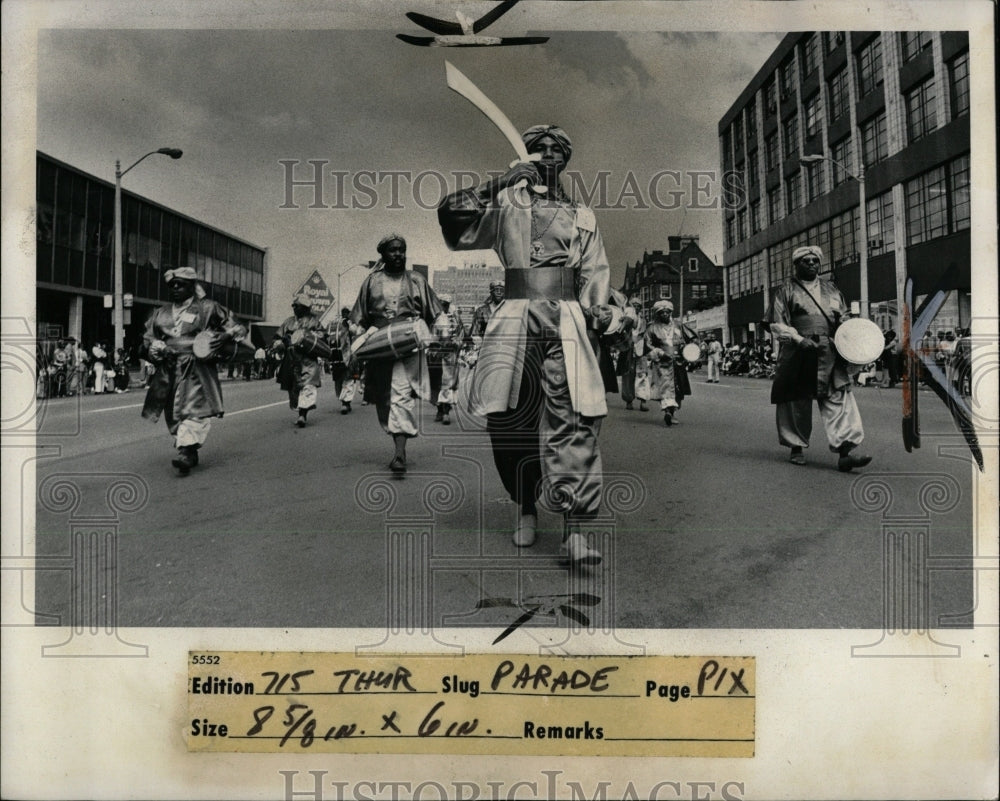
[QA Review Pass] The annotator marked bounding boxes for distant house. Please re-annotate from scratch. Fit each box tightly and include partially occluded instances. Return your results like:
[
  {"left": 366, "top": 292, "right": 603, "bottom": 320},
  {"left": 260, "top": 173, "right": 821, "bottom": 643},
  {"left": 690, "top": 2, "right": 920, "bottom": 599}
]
[{"left": 621, "top": 235, "right": 724, "bottom": 322}]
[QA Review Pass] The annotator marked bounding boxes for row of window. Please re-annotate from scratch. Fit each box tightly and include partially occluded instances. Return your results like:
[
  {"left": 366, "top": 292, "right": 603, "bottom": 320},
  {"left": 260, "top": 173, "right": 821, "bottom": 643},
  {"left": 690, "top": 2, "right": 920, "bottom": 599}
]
[
  {"left": 723, "top": 34, "right": 968, "bottom": 170},
  {"left": 726, "top": 153, "right": 969, "bottom": 297},
  {"left": 37, "top": 157, "right": 265, "bottom": 316}
]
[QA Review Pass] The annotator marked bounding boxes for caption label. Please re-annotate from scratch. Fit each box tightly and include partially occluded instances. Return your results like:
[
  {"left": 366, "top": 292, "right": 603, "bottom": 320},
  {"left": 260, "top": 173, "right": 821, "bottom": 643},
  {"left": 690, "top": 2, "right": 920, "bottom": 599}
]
[{"left": 187, "top": 652, "right": 755, "bottom": 756}]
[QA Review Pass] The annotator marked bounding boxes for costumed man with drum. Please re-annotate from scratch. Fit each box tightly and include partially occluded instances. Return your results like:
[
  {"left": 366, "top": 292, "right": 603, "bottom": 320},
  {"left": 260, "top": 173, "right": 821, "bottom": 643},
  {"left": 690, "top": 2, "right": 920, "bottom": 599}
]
[
  {"left": 645, "top": 299, "right": 694, "bottom": 427},
  {"left": 617, "top": 295, "right": 649, "bottom": 411},
  {"left": 328, "top": 307, "right": 363, "bottom": 414},
  {"left": 277, "top": 294, "right": 329, "bottom": 428},
  {"left": 141, "top": 266, "right": 247, "bottom": 475},
  {"left": 438, "top": 124, "right": 615, "bottom": 567},
  {"left": 762, "top": 245, "right": 872, "bottom": 471},
  {"left": 432, "top": 294, "right": 464, "bottom": 425},
  {"left": 349, "top": 234, "right": 444, "bottom": 474}
]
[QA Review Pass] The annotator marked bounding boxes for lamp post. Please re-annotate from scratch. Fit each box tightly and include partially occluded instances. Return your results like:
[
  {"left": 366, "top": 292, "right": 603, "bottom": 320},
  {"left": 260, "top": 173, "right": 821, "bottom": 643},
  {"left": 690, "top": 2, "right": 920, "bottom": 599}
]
[
  {"left": 113, "top": 147, "right": 183, "bottom": 353},
  {"left": 336, "top": 263, "right": 367, "bottom": 313},
  {"left": 800, "top": 153, "right": 868, "bottom": 320}
]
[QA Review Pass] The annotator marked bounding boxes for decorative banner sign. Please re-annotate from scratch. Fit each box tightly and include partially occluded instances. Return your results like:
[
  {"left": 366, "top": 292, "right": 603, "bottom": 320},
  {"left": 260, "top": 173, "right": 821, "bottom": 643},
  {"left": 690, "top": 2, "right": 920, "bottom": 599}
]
[
  {"left": 188, "top": 652, "right": 755, "bottom": 757},
  {"left": 292, "top": 270, "right": 334, "bottom": 317}
]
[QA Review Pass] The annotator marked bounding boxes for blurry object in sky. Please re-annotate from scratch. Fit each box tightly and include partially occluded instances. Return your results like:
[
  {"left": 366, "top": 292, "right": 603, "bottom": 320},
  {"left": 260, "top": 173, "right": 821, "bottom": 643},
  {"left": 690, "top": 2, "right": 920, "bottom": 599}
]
[{"left": 397, "top": 0, "right": 549, "bottom": 47}]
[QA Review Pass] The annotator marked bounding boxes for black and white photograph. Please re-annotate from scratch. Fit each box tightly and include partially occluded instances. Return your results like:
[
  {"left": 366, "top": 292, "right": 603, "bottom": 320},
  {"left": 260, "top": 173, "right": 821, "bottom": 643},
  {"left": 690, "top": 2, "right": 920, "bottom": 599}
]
[{"left": 2, "top": 0, "right": 997, "bottom": 798}]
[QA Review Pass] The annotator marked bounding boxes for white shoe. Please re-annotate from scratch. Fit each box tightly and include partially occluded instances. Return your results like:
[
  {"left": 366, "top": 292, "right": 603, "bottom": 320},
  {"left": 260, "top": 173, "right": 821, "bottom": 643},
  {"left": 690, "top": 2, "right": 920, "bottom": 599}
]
[
  {"left": 513, "top": 513, "right": 537, "bottom": 547},
  {"left": 561, "top": 532, "right": 602, "bottom": 566}
]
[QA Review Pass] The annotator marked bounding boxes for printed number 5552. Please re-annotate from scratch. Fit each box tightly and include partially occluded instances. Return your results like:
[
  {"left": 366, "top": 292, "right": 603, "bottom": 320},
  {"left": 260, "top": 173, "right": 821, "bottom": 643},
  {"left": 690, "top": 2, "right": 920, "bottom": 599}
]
[{"left": 191, "top": 654, "right": 221, "bottom": 665}]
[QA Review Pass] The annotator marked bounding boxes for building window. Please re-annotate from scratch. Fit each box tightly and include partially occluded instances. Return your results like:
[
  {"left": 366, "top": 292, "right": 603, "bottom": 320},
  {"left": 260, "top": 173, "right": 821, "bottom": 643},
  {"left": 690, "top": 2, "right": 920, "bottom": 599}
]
[
  {"left": 865, "top": 191, "right": 895, "bottom": 256},
  {"left": 800, "top": 33, "right": 819, "bottom": 78},
  {"left": 659, "top": 284, "right": 672, "bottom": 299},
  {"left": 785, "top": 171, "right": 802, "bottom": 212},
  {"left": 747, "top": 150, "right": 759, "bottom": 188},
  {"left": 859, "top": 111, "right": 888, "bottom": 168},
  {"left": 688, "top": 257, "right": 699, "bottom": 273},
  {"left": 805, "top": 160, "right": 825, "bottom": 201},
  {"left": 725, "top": 215, "right": 736, "bottom": 249},
  {"left": 827, "top": 68, "right": 849, "bottom": 123},
  {"left": 830, "top": 137, "right": 854, "bottom": 187},
  {"left": 856, "top": 35, "right": 883, "bottom": 97},
  {"left": 824, "top": 31, "right": 844, "bottom": 54},
  {"left": 779, "top": 57, "right": 795, "bottom": 99},
  {"left": 830, "top": 207, "right": 859, "bottom": 265},
  {"left": 803, "top": 93, "right": 822, "bottom": 138},
  {"left": 951, "top": 154, "right": 970, "bottom": 231},
  {"left": 746, "top": 98, "right": 757, "bottom": 137},
  {"left": 750, "top": 199, "right": 762, "bottom": 234},
  {"left": 905, "top": 77, "right": 938, "bottom": 143},
  {"left": 737, "top": 208, "right": 747, "bottom": 241},
  {"left": 782, "top": 115, "right": 799, "bottom": 159},
  {"left": 690, "top": 283, "right": 709, "bottom": 301},
  {"left": 767, "top": 186, "right": 782, "bottom": 224},
  {"left": 732, "top": 115, "right": 744, "bottom": 153},
  {"left": 905, "top": 164, "right": 948, "bottom": 245},
  {"left": 900, "top": 31, "right": 932, "bottom": 62},
  {"left": 764, "top": 79, "right": 777, "bottom": 115},
  {"left": 949, "top": 51, "right": 970, "bottom": 119},
  {"left": 764, "top": 132, "right": 779, "bottom": 171}
]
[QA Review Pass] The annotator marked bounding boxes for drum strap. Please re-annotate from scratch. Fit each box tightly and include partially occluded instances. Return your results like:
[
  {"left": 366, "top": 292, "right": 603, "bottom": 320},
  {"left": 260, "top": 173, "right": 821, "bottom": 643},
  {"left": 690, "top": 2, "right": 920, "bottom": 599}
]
[
  {"left": 504, "top": 267, "right": 577, "bottom": 301},
  {"left": 793, "top": 279, "right": 835, "bottom": 331}
]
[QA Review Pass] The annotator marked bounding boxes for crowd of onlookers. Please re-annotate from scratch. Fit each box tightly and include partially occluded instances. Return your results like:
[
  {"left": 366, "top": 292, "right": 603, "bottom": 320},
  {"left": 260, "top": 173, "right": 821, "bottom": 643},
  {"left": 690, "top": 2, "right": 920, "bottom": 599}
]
[{"left": 35, "top": 338, "right": 133, "bottom": 398}]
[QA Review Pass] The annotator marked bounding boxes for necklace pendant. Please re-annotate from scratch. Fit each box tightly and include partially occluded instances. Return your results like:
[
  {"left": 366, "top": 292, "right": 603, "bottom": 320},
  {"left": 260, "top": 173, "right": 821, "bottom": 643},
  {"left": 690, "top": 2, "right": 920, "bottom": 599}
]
[{"left": 531, "top": 240, "right": 545, "bottom": 256}]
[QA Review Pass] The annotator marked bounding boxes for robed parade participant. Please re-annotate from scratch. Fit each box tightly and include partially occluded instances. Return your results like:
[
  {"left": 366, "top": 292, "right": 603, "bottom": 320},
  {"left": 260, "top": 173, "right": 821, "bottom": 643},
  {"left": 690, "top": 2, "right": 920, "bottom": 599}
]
[
  {"left": 763, "top": 245, "right": 872, "bottom": 471},
  {"left": 141, "top": 266, "right": 246, "bottom": 475},
  {"left": 438, "top": 124, "right": 618, "bottom": 567},
  {"left": 350, "top": 234, "right": 444, "bottom": 474}
]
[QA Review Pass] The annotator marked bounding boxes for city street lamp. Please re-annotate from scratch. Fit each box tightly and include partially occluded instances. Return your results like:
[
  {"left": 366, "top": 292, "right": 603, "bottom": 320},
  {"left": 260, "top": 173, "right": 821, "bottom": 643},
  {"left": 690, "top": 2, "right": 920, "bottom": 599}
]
[
  {"left": 336, "top": 263, "right": 367, "bottom": 313},
  {"left": 113, "top": 147, "right": 183, "bottom": 352},
  {"left": 800, "top": 153, "right": 868, "bottom": 320}
]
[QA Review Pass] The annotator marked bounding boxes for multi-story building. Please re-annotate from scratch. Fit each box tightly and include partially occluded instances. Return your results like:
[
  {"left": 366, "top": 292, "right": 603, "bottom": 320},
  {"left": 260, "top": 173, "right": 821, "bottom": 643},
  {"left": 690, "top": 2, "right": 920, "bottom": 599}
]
[
  {"left": 719, "top": 31, "right": 970, "bottom": 343},
  {"left": 620, "top": 236, "right": 724, "bottom": 326},
  {"left": 432, "top": 262, "right": 504, "bottom": 318},
  {"left": 36, "top": 151, "right": 267, "bottom": 353}
]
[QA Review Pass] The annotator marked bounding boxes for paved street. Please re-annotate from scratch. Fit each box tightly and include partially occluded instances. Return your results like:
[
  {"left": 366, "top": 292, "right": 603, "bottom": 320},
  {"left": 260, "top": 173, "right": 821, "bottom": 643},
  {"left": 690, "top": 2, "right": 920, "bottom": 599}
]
[{"left": 30, "top": 369, "right": 977, "bottom": 633}]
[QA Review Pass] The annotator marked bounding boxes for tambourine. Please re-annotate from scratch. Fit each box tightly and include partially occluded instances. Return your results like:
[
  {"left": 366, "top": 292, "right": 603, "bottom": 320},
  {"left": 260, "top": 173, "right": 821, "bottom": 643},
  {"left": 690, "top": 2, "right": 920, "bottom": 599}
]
[
  {"left": 833, "top": 318, "right": 884, "bottom": 365},
  {"left": 682, "top": 343, "right": 702, "bottom": 363}
]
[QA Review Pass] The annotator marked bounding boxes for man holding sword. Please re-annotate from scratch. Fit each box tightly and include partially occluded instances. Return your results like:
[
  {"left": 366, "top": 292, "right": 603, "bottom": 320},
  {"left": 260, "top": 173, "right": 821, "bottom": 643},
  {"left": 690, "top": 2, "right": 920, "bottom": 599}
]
[{"left": 438, "top": 121, "right": 615, "bottom": 567}]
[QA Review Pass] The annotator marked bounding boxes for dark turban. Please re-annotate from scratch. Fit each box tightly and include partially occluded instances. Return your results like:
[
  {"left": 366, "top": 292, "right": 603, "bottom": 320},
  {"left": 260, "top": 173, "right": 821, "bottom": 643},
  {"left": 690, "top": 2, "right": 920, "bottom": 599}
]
[
  {"left": 377, "top": 233, "right": 407, "bottom": 254},
  {"left": 521, "top": 125, "right": 572, "bottom": 162}
]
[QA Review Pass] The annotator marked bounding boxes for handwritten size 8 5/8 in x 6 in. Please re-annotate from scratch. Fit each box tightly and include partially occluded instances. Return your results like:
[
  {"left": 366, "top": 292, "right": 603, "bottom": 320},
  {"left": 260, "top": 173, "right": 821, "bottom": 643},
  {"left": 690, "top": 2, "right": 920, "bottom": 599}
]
[{"left": 187, "top": 652, "right": 755, "bottom": 756}]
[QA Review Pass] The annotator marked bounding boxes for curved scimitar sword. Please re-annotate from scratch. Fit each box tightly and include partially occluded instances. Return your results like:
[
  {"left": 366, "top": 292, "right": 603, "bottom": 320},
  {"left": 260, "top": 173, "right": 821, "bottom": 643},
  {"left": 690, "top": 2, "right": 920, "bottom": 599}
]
[{"left": 445, "top": 61, "right": 546, "bottom": 193}]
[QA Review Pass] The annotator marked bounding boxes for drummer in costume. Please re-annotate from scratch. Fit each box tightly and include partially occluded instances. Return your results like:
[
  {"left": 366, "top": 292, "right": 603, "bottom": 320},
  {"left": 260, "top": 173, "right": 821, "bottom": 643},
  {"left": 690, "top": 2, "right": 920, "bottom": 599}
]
[
  {"left": 763, "top": 245, "right": 872, "bottom": 471},
  {"left": 432, "top": 294, "right": 464, "bottom": 425},
  {"left": 645, "top": 300, "right": 694, "bottom": 426},
  {"left": 617, "top": 295, "right": 649, "bottom": 411},
  {"left": 277, "top": 294, "right": 327, "bottom": 428},
  {"left": 350, "top": 234, "right": 444, "bottom": 474},
  {"left": 438, "top": 124, "right": 616, "bottom": 567},
  {"left": 141, "top": 266, "right": 246, "bottom": 475},
  {"left": 329, "top": 307, "right": 363, "bottom": 414}
]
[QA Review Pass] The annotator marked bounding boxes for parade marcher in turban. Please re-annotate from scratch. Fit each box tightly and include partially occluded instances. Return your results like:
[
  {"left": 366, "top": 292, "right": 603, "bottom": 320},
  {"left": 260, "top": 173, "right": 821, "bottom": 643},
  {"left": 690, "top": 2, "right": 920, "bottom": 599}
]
[
  {"left": 432, "top": 293, "right": 464, "bottom": 425},
  {"left": 328, "top": 306, "right": 363, "bottom": 414},
  {"left": 438, "top": 124, "right": 614, "bottom": 566},
  {"left": 645, "top": 300, "right": 694, "bottom": 426},
  {"left": 350, "top": 235, "right": 444, "bottom": 474},
  {"left": 763, "top": 245, "right": 872, "bottom": 471},
  {"left": 470, "top": 281, "right": 505, "bottom": 345},
  {"left": 141, "top": 266, "right": 246, "bottom": 475},
  {"left": 617, "top": 295, "right": 650, "bottom": 411},
  {"left": 277, "top": 294, "right": 328, "bottom": 428}
]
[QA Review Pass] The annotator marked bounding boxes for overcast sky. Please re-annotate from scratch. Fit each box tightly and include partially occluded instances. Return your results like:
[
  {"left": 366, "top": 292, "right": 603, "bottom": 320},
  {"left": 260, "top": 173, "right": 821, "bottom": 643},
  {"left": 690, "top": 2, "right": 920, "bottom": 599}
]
[{"left": 36, "top": 6, "right": 787, "bottom": 318}]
